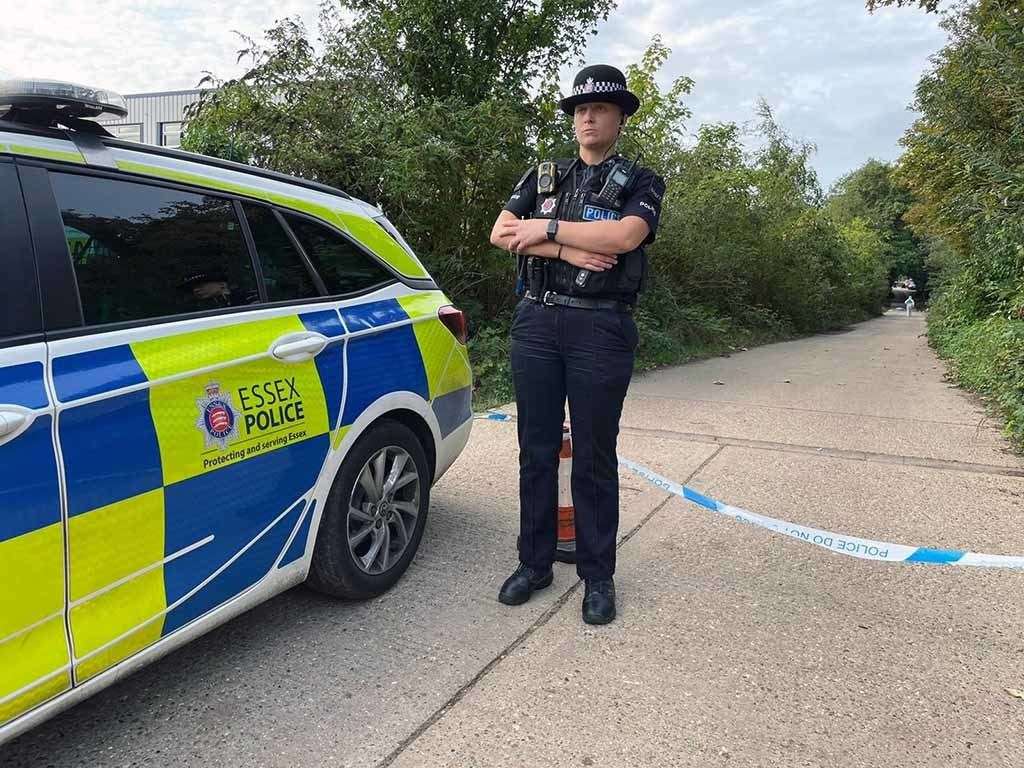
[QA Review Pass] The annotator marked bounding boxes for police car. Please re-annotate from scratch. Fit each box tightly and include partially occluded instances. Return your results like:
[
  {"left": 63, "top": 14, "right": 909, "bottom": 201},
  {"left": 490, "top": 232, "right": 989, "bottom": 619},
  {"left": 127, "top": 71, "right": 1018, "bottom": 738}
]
[{"left": 0, "top": 79, "right": 473, "bottom": 743}]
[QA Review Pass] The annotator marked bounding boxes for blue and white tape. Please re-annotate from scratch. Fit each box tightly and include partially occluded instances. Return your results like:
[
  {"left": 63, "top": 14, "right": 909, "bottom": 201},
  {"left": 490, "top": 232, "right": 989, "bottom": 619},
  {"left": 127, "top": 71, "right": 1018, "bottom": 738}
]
[
  {"left": 477, "top": 412, "right": 513, "bottom": 422},
  {"left": 475, "top": 412, "right": 1024, "bottom": 570},
  {"left": 618, "top": 457, "right": 1024, "bottom": 570}
]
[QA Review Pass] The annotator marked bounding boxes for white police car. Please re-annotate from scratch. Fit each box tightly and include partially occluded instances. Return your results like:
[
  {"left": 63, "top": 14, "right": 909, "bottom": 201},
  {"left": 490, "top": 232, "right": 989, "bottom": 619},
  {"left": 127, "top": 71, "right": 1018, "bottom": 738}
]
[{"left": 0, "top": 79, "right": 473, "bottom": 742}]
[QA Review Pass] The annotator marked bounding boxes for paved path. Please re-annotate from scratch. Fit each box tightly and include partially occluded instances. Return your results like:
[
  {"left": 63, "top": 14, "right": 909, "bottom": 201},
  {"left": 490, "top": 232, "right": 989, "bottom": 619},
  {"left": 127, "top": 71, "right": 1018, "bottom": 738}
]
[{"left": 5, "top": 310, "right": 1024, "bottom": 767}]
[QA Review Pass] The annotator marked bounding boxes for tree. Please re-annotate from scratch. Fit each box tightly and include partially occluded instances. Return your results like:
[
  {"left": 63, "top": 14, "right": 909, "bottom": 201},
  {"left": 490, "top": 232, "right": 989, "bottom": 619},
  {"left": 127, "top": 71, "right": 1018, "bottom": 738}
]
[
  {"left": 866, "top": 0, "right": 941, "bottom": 11},
  {"left": 182, "top": 6, "right": 896, "bottom": 405},
  {"left": 897, "top": 0, "right": 1024, "bottom": 313},
  {"left": 894, "top": 0, "right": 1024, "bottom": 447},
  {"left": 621, "top": 37, "right": 694, "bottom": 180},
  {"left": 826, "top": 160, "right": 930, "bottom": 296},
  {"left": 337, "top": 0, "right": 616, "bottom": 104},
  {"left": 183, "top": 0, "right": 619, "bottom": 316}
]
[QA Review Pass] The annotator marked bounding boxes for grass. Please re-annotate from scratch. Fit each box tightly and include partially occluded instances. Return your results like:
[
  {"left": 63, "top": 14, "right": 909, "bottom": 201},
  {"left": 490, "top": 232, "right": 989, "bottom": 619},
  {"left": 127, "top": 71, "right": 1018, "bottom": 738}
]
[{"left": 928, "top": 312, "right": 1024, "bottom": 453}]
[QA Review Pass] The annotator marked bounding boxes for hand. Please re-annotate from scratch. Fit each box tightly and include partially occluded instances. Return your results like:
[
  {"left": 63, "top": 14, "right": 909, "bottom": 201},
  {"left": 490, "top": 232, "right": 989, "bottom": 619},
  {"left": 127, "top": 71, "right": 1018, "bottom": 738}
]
[
  {"left": 193, "top": 281, "right": 230, "bottom": 299},
  {"left": 497, "top": 218, "right": 549, "bottom": 253},
  {"left": 561, "top": 247, "right": 618, "bottom": 271}
]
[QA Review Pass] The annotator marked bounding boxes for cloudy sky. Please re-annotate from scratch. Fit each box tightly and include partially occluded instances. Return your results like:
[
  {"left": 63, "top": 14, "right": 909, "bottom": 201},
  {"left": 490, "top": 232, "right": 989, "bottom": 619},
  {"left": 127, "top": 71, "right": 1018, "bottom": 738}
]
[{"left": 1, "top": 0, "right": 946, "bottom": 188}]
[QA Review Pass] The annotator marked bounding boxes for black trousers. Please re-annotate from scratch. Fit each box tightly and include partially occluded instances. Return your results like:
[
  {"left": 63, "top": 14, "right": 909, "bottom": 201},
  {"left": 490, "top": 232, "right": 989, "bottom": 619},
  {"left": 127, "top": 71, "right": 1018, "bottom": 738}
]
[{"left": 510, "top": 299, "right": 639, "bottom": 580}]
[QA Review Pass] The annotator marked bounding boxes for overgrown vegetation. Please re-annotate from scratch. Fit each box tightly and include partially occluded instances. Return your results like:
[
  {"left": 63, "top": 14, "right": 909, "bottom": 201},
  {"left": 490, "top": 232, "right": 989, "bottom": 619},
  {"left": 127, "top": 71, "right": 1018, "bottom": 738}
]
[
  {"left": 182, "top": 0, "right": 902, "bottom": 410},
  {"left": 826, "top": 159, "right": 930, "bottom": 303},
  {"left": 887, "top": 0, "right": 1024, "bottom": 449}
]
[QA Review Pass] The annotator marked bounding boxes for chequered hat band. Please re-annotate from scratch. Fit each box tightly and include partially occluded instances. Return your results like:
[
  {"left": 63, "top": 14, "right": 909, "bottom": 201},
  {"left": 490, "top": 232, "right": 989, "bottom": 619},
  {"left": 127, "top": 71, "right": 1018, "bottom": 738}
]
[{"left": 573, "top": 78, "right": 626, "bottom": 96}]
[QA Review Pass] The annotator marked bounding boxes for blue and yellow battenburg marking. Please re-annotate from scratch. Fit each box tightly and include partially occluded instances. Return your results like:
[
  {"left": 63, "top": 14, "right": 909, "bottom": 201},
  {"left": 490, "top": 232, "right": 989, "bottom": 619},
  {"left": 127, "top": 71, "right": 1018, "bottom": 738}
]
[
  {"left": 57, "top": 312, "right": 338, "bottom": 686},
  {"left": 0, "top": 362, "right": 72, "bottom": 726},
  {"left": 395, "top": 293, "right": 473, "bottom": 437},
  {"left": 2, "top": 292, "right": 472, "bottom": 727}
]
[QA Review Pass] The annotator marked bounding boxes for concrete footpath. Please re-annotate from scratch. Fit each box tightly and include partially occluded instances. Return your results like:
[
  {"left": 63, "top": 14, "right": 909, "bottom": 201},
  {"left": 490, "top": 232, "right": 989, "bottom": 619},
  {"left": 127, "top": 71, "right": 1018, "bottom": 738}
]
[{"left": 5, "top": 310, "right": 1024, "bottom": 767}]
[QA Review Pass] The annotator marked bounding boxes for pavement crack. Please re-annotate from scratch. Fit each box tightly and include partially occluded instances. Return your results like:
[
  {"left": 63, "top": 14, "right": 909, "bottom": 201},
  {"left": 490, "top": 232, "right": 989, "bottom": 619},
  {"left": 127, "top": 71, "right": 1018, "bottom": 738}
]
[
  {"left": 684, "top": 445, "right": 727, "bottom": 485},
  {"left": 374, "top": 572, "right": 585, "bottom": 767},
  {"left": 481, "top": 414, "right": 1022, "bottom": 478},
  {"left": 374, "top": 448, "right": 720, "bottom": 768},
  {"left": 617, "top": 425, "right": 1024, "bottom": 478},
  {"left": 614, "top": 445, "right": 725, "bottom": 550},
  {"left": 629, "top": 392, "right": 987, "bottom": 429}
]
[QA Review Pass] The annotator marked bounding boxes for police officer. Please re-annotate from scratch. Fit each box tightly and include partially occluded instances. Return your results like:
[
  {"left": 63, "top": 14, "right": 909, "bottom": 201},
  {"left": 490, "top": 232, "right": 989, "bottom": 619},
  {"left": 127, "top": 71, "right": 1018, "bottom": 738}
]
[{"left": 488, "top": 64, "right": 666, "bottom": 625}]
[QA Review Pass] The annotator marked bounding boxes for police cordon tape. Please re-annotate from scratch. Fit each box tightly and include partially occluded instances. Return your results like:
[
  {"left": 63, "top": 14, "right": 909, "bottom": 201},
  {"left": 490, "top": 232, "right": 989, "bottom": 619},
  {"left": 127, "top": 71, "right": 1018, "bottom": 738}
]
[
  {"left": 479, "top": 412, "right": 514, "bottom": 421},
  {"left": 476, "top": 411, "right": 1024, "bottom": 570}
]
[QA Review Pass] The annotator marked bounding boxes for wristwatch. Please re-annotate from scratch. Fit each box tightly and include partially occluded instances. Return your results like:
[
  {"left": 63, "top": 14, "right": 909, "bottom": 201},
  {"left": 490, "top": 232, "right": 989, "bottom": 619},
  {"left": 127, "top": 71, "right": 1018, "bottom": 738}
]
[{"left": 546, "top": 218, "right": 559, "bottom": 242}]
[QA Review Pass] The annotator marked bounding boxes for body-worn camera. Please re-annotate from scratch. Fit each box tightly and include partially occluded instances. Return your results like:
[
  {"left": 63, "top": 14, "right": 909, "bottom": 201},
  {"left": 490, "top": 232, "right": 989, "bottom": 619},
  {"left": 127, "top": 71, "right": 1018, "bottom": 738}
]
[{"left": 537, "top": 161, "right": 558, "bottom": 195}]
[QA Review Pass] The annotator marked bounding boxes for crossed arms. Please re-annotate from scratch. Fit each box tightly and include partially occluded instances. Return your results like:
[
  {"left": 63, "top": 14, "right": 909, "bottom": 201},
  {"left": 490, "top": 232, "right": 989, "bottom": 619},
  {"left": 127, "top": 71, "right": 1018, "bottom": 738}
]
[{"left": 489, "top": 213, "right": 650, "bottom": 273}]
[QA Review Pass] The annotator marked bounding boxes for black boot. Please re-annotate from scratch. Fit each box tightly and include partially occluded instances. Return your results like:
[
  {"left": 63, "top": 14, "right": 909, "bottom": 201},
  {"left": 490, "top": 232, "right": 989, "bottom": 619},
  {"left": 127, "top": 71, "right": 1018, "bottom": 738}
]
[
  {"left": 582, "top": 578, "right": 616, "bottom": 625},
  {"left": 498, "top": 563, "right": 554, "bottom": 606}
]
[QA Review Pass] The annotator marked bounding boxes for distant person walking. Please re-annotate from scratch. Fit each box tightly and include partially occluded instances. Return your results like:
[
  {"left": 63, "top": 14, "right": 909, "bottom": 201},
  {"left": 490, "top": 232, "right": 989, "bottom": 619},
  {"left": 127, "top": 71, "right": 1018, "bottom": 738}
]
[{"left": 905, "top": 296, "right": 915, "bottom": 317}]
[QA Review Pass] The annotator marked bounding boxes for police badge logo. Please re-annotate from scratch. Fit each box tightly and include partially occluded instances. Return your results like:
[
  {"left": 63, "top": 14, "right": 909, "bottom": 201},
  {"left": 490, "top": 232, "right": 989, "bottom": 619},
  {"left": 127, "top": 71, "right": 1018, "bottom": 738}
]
[
  {"left": 196, "top": 382, "right": 239, "bottom": 450},
  {"left": 583, "top": 77, "right": 595, "bottom": 94},
  {"left": 540, "top": 197, "right": 557, "bottom": 216}
]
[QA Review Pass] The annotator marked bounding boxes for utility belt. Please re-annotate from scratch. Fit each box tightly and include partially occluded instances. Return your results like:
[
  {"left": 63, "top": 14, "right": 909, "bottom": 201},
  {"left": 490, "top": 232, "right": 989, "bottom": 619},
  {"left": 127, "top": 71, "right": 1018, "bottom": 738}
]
[
  {"left": 523, "top": 253, "right": 642, "bottom": 305},
  {"left": 524, "top": 289, "right": 633, "bottom": 313}
]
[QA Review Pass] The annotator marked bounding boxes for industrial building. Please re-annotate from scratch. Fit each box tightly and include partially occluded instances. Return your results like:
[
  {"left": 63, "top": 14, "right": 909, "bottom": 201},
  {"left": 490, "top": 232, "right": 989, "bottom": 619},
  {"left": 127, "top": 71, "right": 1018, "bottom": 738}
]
[{"left": 96, "top": 89, "right": 206, "bottom": 147}]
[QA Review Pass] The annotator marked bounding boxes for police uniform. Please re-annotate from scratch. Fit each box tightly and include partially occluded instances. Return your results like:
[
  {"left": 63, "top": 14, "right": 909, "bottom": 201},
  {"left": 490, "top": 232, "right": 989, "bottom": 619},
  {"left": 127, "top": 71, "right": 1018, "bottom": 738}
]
[{"left": 497, "top": 65, "right": 665, "bottom": 623}]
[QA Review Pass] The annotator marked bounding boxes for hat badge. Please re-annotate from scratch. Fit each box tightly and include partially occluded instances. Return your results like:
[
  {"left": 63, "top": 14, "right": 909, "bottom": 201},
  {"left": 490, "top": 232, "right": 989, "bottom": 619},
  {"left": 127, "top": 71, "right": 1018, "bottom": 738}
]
[{"left": 583, "top": 77, "right": 595, "bottom": 94}]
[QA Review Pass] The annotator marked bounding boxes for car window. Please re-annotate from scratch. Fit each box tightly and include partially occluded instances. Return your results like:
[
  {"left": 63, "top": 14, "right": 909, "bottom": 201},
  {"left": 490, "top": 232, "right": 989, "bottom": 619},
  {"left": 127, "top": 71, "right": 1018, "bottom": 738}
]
[
  {"left": 51, "top": 172, "right": 259, "bottom": 326},
  {"left": 242, "top": 203, "right": 319, "bottom": 302},
  {"left": 283, "top": 214, "right": 393, "bottom": 296}
]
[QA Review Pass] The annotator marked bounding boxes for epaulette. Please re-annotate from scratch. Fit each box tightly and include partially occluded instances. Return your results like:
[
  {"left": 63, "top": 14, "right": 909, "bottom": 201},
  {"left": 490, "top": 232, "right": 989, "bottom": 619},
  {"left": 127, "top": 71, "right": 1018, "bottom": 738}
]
[{"left": 513, "top": 167, "right": 533, "bottom": 192}]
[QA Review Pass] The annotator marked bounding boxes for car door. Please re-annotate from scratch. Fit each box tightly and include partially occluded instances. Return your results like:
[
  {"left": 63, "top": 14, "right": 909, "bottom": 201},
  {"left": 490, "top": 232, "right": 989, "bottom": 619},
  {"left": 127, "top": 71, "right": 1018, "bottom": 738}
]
[
  {"left": 0, "top": 160, "right": 72, "bottom": 727},
  {"left": 25, "top": 166, "right": 347, "bottom": 683},
  {"left": 278, "top": 208, "right": 471, "bottom": 466}
]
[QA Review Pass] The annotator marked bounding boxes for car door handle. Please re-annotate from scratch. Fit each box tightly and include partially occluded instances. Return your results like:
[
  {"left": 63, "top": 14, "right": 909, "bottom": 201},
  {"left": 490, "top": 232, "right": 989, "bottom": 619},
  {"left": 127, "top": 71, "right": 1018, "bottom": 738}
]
[
  {"left": 0, "top": 409, "right": 28, "bottom": 441},
  {"left": 270, "top": 332, "right": 329, "bottom": 362}
]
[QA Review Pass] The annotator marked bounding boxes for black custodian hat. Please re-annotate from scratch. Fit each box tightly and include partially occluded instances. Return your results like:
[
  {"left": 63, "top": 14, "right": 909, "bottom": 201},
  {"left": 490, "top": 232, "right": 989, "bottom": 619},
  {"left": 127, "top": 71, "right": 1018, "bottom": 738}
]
[{"left": 558, "top": 64, "right": 641, "bottom": 117}]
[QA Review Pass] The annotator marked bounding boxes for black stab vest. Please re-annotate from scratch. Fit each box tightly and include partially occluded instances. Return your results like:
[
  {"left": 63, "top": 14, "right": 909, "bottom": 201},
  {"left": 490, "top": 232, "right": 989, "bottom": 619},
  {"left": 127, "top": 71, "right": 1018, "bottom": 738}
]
[{"left": 527, "top": 157, "right": 648, "bottom": 302}]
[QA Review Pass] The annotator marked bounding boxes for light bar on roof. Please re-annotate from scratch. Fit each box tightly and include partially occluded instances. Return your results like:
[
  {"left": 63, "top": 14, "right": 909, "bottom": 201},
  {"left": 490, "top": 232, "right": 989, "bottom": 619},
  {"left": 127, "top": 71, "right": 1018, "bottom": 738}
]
[{"left": 0, "top": 77, "right": 128, "bottom": 119}]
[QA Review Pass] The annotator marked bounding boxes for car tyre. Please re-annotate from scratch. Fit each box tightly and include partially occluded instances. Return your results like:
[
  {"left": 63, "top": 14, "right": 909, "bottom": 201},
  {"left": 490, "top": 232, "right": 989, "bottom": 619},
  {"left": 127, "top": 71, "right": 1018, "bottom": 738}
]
[{"left": 307, "top": 419, "right": 431, "bottom": 599}]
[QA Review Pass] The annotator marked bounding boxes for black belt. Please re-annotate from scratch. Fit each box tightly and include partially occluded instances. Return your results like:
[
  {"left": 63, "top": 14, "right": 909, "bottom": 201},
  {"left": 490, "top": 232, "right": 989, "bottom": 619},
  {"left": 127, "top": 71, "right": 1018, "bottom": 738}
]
[{"left": 525, "top": 291, "right": 633, "bottom": 313}]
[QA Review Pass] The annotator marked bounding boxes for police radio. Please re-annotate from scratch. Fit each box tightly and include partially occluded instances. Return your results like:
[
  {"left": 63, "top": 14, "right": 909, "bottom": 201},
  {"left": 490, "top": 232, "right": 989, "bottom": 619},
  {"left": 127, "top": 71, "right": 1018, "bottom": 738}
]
[
  {"left": 594, "top": 154, "right": 639, "bottom": 207},
  {"left": 537, "top": 161, "right": 558, "bottom": 195},
  {"left": 574, "top": 153, "right": 642, "bottom": 290}
]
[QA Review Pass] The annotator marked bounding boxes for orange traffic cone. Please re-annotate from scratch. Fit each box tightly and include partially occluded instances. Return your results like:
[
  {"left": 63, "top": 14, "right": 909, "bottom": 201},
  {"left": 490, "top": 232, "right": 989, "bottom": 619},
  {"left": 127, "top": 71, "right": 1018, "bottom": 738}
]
[
  {"left": 515, "top": 422, "right": 577, "bottom": 564},
  {"left": 554, "top": 422, "right": 576, "bottom": 564}
]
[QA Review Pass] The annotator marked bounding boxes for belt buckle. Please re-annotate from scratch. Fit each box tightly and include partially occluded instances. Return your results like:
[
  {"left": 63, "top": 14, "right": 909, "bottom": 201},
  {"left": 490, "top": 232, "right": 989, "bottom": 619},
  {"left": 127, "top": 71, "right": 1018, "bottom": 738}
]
[{"left": 542, "top": 291, "right": 557, "bottom": 307}]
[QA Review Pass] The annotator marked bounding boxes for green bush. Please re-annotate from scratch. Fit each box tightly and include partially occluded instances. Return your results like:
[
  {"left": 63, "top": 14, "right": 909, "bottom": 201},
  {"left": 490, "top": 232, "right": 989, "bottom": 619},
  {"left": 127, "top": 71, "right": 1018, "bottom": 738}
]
[
  {"left": 891, "top": 0, "right": 1024, "bottom": 450},
  {"left": 929, "top": 310, "right": 1024, "bottom": 449},
  {"left": 181, "top": 9, "right": 897, "bottom": 411}
]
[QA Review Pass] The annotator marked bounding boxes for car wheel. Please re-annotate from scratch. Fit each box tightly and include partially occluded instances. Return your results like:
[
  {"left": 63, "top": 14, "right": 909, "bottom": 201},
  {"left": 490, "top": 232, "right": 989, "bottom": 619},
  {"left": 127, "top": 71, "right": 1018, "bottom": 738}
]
[{"left": 307, "top": 419, "right": 431, "bottom": 599}]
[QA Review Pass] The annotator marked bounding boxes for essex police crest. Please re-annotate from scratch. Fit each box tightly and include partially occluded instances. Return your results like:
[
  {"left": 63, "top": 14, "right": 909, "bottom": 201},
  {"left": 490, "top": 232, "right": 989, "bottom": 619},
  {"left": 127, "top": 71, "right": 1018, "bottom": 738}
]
[
  {"left": 196, "top": 382, "right": 239, "bottom": 450},
  {"left": 540, "top": 197, "right": 557, "bottom": 216}
]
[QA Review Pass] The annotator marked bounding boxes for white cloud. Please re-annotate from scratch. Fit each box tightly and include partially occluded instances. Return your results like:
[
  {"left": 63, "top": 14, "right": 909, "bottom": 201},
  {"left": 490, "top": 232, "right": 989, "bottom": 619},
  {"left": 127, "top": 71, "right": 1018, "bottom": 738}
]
[
  {"left": 578, "top": 0, "right": 946, "bottom": 185},
  {"left": 2, "top": 0, "right": 946, "bottom": 186},
  {"left": 668, "top": 13, "right": 761, "bottom": 50},
  {"left": 1, "top": 0, "right": 322, "bottom": 92}
]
